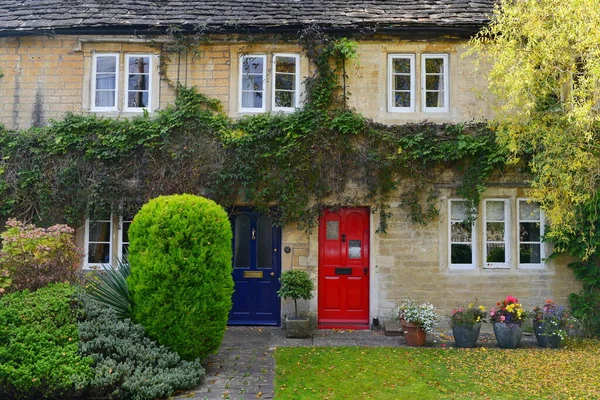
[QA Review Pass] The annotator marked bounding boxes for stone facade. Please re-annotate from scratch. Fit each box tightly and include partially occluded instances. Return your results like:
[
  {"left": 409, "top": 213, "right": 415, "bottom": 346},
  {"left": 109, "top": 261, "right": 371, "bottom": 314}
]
[{"left": 0, "top": 33, "right": 581, "bottom": 327}]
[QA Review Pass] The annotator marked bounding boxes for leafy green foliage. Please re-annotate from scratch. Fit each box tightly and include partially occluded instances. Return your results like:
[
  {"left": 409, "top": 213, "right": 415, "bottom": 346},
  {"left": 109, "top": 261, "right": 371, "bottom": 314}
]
[
  {"left": 0, "top": 30, "right": 505, "bottom": 232},
  {"left": 85, "top": 258, "right": 132, "bottom": 319},
  {"left": 127, "top": 194, "right": 233, "bottom": 360},
  {"left": 0, "top": 219, "right": 83, "bottom": 293},
  {"left": 278, "top": 270, "right": 315, "bottom": 318},
  {"left": 77, "top": 292, "right": 205, "bottom": 400},
  {"left": 0, "top": 284, "right": 93, "bottom": 399}
]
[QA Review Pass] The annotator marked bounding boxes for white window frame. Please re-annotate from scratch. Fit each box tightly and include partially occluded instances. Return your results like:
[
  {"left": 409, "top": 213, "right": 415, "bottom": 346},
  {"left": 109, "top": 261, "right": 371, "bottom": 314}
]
[
  {"left": 239, "top": 54, "right": 267, "bottom": 113},
  {"left": 421, "top": 54, "right": 449, "bottom": 113},
  {"left": 517, "top": 199, "right": 545, "bottom": 269},
  {"left": 272, "top": 53, "right": 300, "bottom": 112},
  {"left": 84, "top": 215, "right": 113, "bottom": 270},
  {"left": 91, "top": 53, "right": 119, "bottom": 112},
  {"left": 117, "top": 216, "right": 133, "bottom": 263},
  {"left": 388, "top": 54, "right": 416, "bottom": 113},
  {"left": 448, "top": 199, "right": 476, "bottom": 270},
  {"left": 123, "top": 54, "right": 153, "bottom": 112},
  {"left": 483, "top": 199, "right": 510, "bottom": 269}
]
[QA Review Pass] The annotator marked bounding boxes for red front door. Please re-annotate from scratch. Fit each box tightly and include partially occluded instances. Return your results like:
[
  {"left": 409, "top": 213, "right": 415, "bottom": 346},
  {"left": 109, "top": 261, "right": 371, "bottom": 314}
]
[{"left": 318, "top": 207, "right": 370, "bottom": 329}]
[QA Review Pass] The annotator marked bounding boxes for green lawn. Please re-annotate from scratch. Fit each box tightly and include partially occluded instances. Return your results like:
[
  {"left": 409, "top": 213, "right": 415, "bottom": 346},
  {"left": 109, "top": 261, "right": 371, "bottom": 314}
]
[{"left": 275, "top": 340, "right": 600, "bottom": 399}]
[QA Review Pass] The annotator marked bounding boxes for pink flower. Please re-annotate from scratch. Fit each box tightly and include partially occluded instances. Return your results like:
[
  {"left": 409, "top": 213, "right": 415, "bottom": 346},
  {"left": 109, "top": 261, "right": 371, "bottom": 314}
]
[
  {"left": 500, "top": 315, "right": 506, "bottom": 322},
  {"left": 490, "top": 310, "right": 495, "bottom": 316},
  {"left": 506, "top": 295, "right": 518, "bottom": 304}
]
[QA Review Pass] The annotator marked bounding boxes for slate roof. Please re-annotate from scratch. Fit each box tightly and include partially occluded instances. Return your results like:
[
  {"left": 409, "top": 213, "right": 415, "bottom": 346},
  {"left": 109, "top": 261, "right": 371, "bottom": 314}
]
[{"left": 0, "top": 1, "right": 494, "bottom": 36}]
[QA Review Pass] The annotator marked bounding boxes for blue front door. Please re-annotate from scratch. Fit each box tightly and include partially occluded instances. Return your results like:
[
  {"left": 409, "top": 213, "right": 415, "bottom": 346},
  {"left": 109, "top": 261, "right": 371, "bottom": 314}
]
[{"left": 228, "top": 210, "right": 281, "bottom": 325}]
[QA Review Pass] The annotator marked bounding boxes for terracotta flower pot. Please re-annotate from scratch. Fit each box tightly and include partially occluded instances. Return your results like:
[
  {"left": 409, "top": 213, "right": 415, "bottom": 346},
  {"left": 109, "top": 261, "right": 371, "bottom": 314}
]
[
  {"left": 493, "top": 322, "right": 522, "bottom": 349},
  {"left": 401, "top": 321, "right": 427, "bottom": 346},
  {"left": 452, "top": 322, "right": 482, "bottom": 348}
]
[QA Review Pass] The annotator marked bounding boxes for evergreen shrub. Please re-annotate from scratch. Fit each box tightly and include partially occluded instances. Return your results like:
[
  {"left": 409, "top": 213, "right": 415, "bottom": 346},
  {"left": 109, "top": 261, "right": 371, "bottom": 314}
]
[
  {"left": 127, "top": 194, "right": 233, "bottom": 360},
  {"left": 0, "top": 284, "right": 93, "bottom": 399},
  {"left": 78, "top": 293, "right": 204, "bottom": 400}
]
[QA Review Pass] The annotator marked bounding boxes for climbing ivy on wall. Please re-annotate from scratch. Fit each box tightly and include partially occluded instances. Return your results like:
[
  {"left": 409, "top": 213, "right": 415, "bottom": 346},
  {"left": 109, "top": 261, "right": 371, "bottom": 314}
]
[{"left": 0, "top": 29, "right": 506, "bottom": 231}]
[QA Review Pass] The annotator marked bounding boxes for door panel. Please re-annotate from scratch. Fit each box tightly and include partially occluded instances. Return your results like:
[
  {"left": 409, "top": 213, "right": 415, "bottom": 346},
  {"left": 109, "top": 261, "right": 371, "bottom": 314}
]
[
  {"left": 318, "top": 208, "right": 370, "bottom": 328},
  {"left": 229, "top": 210, "right": 281, "bottom": 325}
]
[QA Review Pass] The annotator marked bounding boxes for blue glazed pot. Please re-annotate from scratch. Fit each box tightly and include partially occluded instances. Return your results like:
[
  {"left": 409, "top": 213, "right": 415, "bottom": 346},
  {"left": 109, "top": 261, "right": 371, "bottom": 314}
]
[
  {"left": 452, "top": 322, "right": 482, "bottom": 348},
  {"left": 493, "top": 322, "right": 522, "bottom": 349},
  {"left": 534, "top": 321, "right": 562, "bottom": 348}
]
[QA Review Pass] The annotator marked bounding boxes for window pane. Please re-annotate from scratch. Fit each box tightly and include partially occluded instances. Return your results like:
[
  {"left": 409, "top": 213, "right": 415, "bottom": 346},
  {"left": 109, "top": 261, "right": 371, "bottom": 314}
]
[
  {"left": 242, "top": 75, "right": 263, "bottom": 91},
  {"left": 326, "top": 221, "right": 339, "bottom": 240},
  {"left": 275, "top": 74, "right": 295, "bottom": 90},
  {"left": 88, "top": 243, "right": 110, "bottom": 264},
  {"left": 520, "top": 222, "right": 540, "bottom": 242},
  {"left": 426, "top": 91, "right": 442, "bottom": 107},
  {"left": 122, "top": 244, "right": 129, "bottom": 260},
  {"left": 394, "top": 75, "right": 411, "bottom": 91},
  {"left": 393, "top": 58, "right": 410, "bottom": 74},
  {"left": 89, "top": 221, "right": 110, "bottom": 242},
  {"left": 275, "top": 91, "right": 294, "bottom": 108},
  {"left": 275, "top": 56, "right": 296, "bottom": 73},
  {"left": 487, "top": 244, "right": 506, "bottom": 262},
  {"left": 486, "top": 222, "right": 505, "bottom": 241},
  {"left": 122, "top": 221, "right": 131, "bottom": 243},
  {"left": 127, "top": 91, "right": 149, "bottom": 108},
  {"left": 394, "top": 92, "right": 411, "bottom": 107},
  {"left": 451, "top": 244, "right": 472, "bottom": 264},
  {"left": 128, "top": 57, "right": 150, "bottom": 73},
  {"left": 486, "top": 201, "right": 505, "bottom": 220},
  {"left": 257, "top": 215, "right": 272, "bottom": 269},
  {"left": 425, "top": 58, "right": 444, "bottom": 73},
  {"left": 242, "top": 91, "right": 263, "bottom": 108},
  {"left": 451, "top": 222, "right": 472, "bottom": 242},
  {"left": 450, "top": 201, "right": 469, "bottom": 221},
  {"left": 349, "top": 240, "right": 361, "bottom": 259},
  {"left": 234, "top": 215, "right": 250, "bottom": 268},
  {"left": 519, "top": 201, "right": 540, "bottom": 220},
  {"left": 520, "top": 243, "right": 541, "bottom": 264},
  {"left": 95, "top": 91, "right": 115, "bottom": 107},
  {"left": 96, "top": 74, "right": 116, "bottom": 90},
  {"left": 242, "top": 57, "right": 264, "bottom": 73},
  {"left": 426, "top": 75, "right": 441, "bottom": 91},
  {"left": 128, "top": 74, "right": 149, "bottom": 90},
  {"left": 96, "top": 56, "right": 116, "bottom": 73}
]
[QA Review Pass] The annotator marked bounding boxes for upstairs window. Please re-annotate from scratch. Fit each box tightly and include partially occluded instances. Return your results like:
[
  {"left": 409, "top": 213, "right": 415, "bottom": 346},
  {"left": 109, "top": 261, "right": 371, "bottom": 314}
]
[
  {"left": 124, "top": 55, "right": 152, "bottom": 111},
  {"left": 421, "top": 54, "right": 449, "bottom": 112},
  {"left": 91, "top": 53, "right": 154, "bottom": 113},
  {"left": 92, "top": 54, "right": 119, "bottom": 111},
  {"left": 272, "top": 54, "right": 300, "bottom": 112},
  {"left": 388, "top": 54, "right": 416, "bottom": 112},
  {"left": 240, "top": 55, "right": 267, "bottom": 112}
]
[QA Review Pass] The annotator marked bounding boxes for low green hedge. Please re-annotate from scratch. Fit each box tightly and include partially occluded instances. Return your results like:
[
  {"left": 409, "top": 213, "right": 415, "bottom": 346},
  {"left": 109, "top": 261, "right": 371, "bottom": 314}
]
[
  {"left": 0, "top": 283, "right": 93, "bottom": 399},
  {"left": 0, "top": 284, "right": 205, "bottom": 400}
]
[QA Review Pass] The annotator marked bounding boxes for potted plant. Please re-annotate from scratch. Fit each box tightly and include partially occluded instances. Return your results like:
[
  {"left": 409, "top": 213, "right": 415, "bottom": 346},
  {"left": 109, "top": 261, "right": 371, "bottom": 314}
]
[
  {"left": 278, "top": 269, "right": 314, "bottom": 338},
  {"left": 490, "top": 295, "right": 527, "bottom": 348},
  {"left": 532, "top": 300, "right": 570, "bottom": 348},
  {"left": 450, "top": 302, "right": 487, "bottom": 348},
  {"left": 398, "top": 299, "right": 440, "bottom": 346}
]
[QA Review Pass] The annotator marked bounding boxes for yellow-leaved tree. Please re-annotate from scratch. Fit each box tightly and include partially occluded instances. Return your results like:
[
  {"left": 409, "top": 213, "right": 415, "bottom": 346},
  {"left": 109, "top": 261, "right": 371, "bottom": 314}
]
[{"left": 470, "top": 0, "right": 600, "bottom": 255}]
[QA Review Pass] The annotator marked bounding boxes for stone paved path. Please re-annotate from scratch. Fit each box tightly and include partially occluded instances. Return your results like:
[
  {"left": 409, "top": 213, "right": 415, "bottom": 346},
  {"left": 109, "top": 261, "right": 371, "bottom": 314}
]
[{"left": 174, "top": 326, "right": 538, "bottom": 399}]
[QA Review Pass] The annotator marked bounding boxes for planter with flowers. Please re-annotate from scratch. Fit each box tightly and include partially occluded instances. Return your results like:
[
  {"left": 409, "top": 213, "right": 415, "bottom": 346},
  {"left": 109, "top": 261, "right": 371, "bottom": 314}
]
[
  {"left": 398, "top": 299, "right": 440, "bottom": 346},
  {"left": 450, "top": 302, "right": 487, "bottom": 348},
  {"left": 490, "top": 295, "right": 527, "bottom": 349},
  {"left": 532, "top": 300, "right": 570, "bottom": 348}
]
